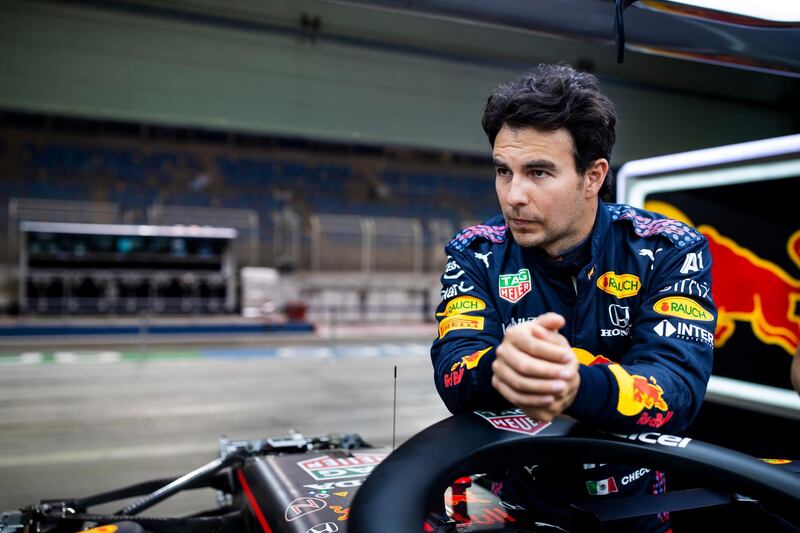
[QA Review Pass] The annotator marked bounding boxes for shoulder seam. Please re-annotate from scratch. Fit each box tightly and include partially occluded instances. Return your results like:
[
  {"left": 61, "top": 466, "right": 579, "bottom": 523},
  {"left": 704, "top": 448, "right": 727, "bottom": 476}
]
[
  {"left": 448, "top": 223, "right": 508, "bottom": 252},
  {"left": 606, "top": 204, "right": 703, "bottom": 249}
]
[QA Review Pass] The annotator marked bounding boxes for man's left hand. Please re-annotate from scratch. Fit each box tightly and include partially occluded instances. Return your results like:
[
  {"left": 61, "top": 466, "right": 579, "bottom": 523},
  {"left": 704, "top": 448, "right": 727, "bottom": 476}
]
[{"left": 491, "top": 312, "right": 581, "bottom": 422}]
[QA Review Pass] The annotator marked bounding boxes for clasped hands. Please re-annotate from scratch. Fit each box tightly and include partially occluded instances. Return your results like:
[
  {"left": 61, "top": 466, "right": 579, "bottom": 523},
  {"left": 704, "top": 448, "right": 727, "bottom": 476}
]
[{"left": 492, "top": 312, "right": 580, "bottom": 422}]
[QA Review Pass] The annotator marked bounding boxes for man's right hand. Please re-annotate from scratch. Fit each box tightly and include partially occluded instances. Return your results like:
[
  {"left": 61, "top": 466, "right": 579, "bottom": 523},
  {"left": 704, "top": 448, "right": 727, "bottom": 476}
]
[{"left": 491, "top": 312, "right": 580, "bottom": 422}]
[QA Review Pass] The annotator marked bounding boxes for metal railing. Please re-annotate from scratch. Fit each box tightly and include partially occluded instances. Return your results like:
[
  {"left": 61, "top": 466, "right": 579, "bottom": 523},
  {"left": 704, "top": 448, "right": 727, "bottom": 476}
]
[
  {"left": 272, "top": 209, "right": 301, "bottom": 270},
  {"left": 5, "top": 199, "right": 459, "bottom": 274},
  {"left": 310, "top": 214, "right": 425, "bottom": 272}
]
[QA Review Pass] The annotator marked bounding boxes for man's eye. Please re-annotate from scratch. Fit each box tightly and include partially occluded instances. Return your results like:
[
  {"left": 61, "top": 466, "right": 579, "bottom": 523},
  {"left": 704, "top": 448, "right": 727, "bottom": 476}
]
[
  {"left": 496, "top": 167, "right": 511, "bottom": 177},
  {"left": 531, "top": 169, "right": 548, "bottom": 178}
]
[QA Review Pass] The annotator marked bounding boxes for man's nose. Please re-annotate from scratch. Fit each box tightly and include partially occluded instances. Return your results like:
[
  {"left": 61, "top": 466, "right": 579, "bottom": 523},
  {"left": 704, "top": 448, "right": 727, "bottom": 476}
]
[{"left": 506, "top": 176, "right": 529, "bottom": 206}]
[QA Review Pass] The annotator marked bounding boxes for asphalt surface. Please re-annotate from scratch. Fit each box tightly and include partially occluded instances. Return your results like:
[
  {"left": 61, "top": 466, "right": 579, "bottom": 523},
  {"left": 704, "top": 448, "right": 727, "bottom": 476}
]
[{"left": 0, "top": 333, "right": 449, "bottom": 516}]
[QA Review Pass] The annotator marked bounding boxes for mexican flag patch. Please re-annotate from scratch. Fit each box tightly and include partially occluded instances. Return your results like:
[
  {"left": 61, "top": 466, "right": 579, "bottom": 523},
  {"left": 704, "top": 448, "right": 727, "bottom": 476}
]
[{"left": 586, "top": 477, "right": 618, "bottom": 496}]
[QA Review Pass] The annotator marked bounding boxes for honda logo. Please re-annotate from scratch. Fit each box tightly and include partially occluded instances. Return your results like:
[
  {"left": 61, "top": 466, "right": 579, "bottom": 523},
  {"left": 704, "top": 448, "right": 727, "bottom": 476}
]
[
  {"left": 608, "top": 305, "right": 630, "bottom": 328},
  {"left": 307, "top": 523, "right": 339, "bottom": 533}
]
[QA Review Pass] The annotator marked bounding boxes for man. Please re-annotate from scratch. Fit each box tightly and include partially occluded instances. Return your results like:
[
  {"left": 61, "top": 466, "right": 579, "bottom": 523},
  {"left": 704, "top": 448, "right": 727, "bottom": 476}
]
[{"left": 431, "top": 64, "right": 716, "bottom": 531}]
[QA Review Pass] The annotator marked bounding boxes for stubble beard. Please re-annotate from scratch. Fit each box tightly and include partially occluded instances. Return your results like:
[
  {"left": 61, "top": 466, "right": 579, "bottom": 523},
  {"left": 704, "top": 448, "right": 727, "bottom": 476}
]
[{"left": 504, "top": 210, "right": 581, "bottom": 254}]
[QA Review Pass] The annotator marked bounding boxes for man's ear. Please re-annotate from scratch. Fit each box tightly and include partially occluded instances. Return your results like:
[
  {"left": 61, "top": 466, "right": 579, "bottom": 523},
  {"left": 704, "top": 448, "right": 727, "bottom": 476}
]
[{"left": 583, "top": 158, "right": 608, "bottom": 198}]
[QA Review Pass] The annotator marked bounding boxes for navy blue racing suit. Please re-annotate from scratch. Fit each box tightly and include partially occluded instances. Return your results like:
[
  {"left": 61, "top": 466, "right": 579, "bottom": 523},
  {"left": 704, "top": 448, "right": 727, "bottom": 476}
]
[{"left": 430, "top": 202, "right": 716, "bottom": 531}]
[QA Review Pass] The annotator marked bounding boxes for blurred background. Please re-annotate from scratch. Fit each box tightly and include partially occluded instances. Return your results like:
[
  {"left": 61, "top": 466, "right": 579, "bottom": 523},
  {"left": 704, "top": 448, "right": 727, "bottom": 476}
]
[{"left": 1, "top": 0, "right": 798, "bottom": 516}]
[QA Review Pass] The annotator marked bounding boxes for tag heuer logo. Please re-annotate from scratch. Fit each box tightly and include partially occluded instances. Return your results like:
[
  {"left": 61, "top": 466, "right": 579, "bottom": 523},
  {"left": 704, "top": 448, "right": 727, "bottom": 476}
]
[
  {"left": 297, "top": 453, "right": 387, "bottom": 481},
  {"left": 474, "top": 408, "right": 551, "bottom": 436},
  {"left": 498, "top": 269, "right": 532, "bottom": 303}
]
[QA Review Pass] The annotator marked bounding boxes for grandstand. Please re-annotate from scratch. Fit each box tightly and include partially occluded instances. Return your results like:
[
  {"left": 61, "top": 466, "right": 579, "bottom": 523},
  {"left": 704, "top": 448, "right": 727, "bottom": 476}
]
[{"left": 0, "top": 111, "right": 499, "bottom": 320}]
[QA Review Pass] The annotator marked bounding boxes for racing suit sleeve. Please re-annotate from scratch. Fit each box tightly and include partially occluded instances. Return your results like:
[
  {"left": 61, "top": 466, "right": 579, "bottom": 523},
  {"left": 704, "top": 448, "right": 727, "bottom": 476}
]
[
  {"left": 430, "top": 245, "right": 510, "bottom": 414},
  {"left": 567, "top": 238, "right": 716, "bottom": 434}
]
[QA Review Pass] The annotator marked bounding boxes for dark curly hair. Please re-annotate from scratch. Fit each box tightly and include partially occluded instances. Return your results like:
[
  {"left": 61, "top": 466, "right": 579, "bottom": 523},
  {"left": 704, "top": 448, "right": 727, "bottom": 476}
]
[{"left": 482, "top": 64, "right": 617, "bottom": 198}]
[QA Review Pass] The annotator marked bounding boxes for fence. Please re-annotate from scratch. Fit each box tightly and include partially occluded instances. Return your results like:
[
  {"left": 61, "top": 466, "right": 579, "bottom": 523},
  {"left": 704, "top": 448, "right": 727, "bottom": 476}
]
[
  {"left": 6, "top": 197, "right": 466, "bottom": 274},
  {"left": 272, "top": 209, "right": 302, "bottom": 270},
  {"left": 310, "top": 214, "right": 425, "bottom": 272}
]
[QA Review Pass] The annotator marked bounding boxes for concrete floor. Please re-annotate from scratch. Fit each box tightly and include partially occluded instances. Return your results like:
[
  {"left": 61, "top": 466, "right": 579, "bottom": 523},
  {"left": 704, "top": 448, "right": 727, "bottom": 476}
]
[{"left": 0, "top": 339, "right": 450, "bottom": 516}]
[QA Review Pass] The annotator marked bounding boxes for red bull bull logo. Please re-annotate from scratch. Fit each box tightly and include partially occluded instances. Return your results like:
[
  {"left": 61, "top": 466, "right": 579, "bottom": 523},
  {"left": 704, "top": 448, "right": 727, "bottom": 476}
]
[
  {"left": 444, "top": 347, "right": 492, "bottom": 388},
  {"left": 703, "top": 226, "right": 800, "bottom": 355},
  {"left": 645, "top": 200, "right": 800, "bottom": 356},
  {"left": 608, "top": 364, "right": 669, "bottom": 416}
]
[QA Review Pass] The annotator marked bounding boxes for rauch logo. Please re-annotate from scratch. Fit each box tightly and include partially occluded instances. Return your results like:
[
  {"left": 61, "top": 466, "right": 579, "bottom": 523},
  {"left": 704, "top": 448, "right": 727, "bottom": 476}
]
[
  {"left": 596, "top": 272, "right": 641, "bottom": 298},
  {"left": 653, "top": 296, "right": 713, "bottom": 321}
]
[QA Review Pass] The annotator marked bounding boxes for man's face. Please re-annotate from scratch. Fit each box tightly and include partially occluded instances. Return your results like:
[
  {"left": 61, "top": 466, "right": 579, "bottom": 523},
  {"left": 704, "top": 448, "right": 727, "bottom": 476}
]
[{"left": 493, "top": 124, "right": 597, "bottom": 256}]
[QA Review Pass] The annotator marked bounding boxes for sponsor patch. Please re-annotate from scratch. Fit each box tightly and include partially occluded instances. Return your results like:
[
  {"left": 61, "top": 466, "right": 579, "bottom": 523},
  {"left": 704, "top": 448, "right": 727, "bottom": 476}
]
[
  {"left": 596, "top": 272, "right": 641, "bottom": 298},
  {"left": 653, "top": 319, "right": 714, "bottom": 346},
  {"left": 329, "top": 505, "right": 349, "bottom": 522},
  {"left": 444, "top": 347, "right": 492, "bottom": 388},
  {"left": 474, "top": 408, "right": 551, "bottom": 436},
  {"left": 474, "top": 251, "right": 492, "bottom": 267},
  {"left": 600, "top": 328, "right": 629, "bottom": 337},
  {"left": 285, "top": 497, "right": 326, "bottom": 522},
  {"left": 582, "top": 463, "right": 607, "bottom": 470},
  {"left": 612, "top": 431, "right": 692, "bottom": 448},
  {"left": 498, "top": 268, "right": 532, "bottom": 303},
  {"left": 438, "top": 314, "right": 484, "bottom": 338},
  {"left": 307, "top": 524, "right": 339, "bottom": 533},
  {"left": 297, "top": 453, "right": 387, "bottom": 481},
  {"left": 502, "top": 316, "right": 536, "bottom": 333},
  {"left": 637, "top": 411, "right": 673, "bottom": 428},
  {"left": 452, "top": 346, "right": 492, "bottom": 370},
  {"left": 443, "top": 269, "right": 465, "bottom": 280},
  {"left": 79, "top": 527, "right": 118, "bottom": 533},
  {"left": 586, "top": 477, "right": 618, "bottom": 495},
  {"left": 621, "top": 468, "right": 651, "bottom": 486},
  {"left": 653, "top": 296, "right": 713, "bottom": 321},
  {"left": 761, "top": 458, "right": 792, "bottom": 465},
  {"left": 608, "top": 304, "right": 630, "bottom": 327},
  {"left": 573, "top": 347, "right": 612, "bottom": 366},
  {"left": 444, "top": 256, "right": 461, "bottom": 275},
  {"left": 659, "top": 278, "right": 711, "bottom": 298},
  {"left": 437, "top": 296, "right": 486, "bottom": 317},
  {"left": 608, "top": 364, "right": 669, "bottom": 416},
  {"left": 440, "top": 282, "right": 474, "bottom": 300},
  {"left": 638, "top": 248, "right": 663, "bottom": 270},
  {"left": 303, "top": 480, "right": 364, "bottom": 491},
  {"left": 602, "top": 305, "right": 631, "bottom": 337},
  {"left": 680, "top": 251, "right": 704, "bottom": 274}
]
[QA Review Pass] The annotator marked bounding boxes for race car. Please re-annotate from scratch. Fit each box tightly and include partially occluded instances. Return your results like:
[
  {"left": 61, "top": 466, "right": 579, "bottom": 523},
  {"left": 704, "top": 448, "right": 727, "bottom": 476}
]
[{"left": 3, "top": 410, "right": 799, "bottom": 533}]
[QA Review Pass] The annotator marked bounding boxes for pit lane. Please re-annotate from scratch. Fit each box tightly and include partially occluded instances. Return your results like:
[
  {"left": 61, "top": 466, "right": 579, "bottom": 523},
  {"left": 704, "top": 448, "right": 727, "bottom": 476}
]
[{"left": 0, "top": 325, "right": 449, "bottom": 515}]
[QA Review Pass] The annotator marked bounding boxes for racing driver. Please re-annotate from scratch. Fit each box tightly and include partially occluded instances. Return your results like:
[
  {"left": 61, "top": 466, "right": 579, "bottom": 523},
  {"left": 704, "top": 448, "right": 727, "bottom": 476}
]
[{"left": 431, "top": 64, "right": 716, "bottom": 531}]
